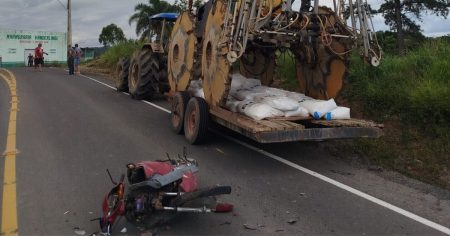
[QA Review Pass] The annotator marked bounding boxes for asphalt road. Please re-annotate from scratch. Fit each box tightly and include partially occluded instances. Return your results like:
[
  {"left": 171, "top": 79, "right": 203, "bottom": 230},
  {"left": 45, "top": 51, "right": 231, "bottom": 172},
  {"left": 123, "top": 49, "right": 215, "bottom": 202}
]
[{"left": 0, "top": 67, "right": 449, "bottom": 236}]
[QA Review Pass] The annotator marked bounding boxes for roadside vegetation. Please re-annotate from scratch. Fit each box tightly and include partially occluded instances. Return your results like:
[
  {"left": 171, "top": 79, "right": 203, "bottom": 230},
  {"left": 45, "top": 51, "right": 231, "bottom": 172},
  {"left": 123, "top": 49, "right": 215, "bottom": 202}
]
[
  {"left": 278, "top": 38, "right": 450, "bottom": 188},
  {"left": 343, "top": 38, "right": 450, "bottom": 188},
  {"left": 83, "top": 40, "right": 143, "bottom": 71}
]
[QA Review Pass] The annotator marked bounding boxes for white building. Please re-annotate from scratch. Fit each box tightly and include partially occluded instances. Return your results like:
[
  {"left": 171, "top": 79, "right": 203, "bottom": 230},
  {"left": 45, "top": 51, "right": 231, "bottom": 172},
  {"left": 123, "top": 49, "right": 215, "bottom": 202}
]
[{"left": 0, "top": 29, "right": 67, "bottom": 67}]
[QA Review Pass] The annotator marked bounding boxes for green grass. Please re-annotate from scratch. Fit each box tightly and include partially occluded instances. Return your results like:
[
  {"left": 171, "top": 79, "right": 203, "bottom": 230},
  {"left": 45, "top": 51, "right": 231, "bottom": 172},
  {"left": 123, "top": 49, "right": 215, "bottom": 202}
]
[
  {"left": 276, "top": 50, "right": 298, "bottom": 90},
  {"left": 276, "top": 39, "right": 450, "bottom": 188},
  {"left": 343, "top": 39, "right": 450, "bottom": 188},
  {"left": 87, "top": 40, "right": 143, "bottom": 69}
]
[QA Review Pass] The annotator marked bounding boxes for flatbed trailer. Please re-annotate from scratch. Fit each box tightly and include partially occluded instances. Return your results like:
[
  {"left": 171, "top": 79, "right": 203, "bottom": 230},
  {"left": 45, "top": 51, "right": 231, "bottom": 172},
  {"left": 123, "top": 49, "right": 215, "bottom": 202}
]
[{"left": 210, "top": 107, "right": 383, "bottom": 143}]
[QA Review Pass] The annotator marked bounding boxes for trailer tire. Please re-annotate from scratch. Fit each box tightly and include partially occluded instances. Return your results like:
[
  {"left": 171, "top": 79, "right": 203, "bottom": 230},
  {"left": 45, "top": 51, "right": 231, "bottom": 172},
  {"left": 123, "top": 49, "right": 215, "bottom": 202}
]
[
  {"left": 184, "top": 97, "right": 209, "bottom": 144},
  {"left": 128, "top": 48, "right": 157, "bottom": 100},
  {"left": 171, "top": 91, "right": 190, "bottom": 134},
  {"left": 114, "top": 57, "right": 130, "bottom": 92}
]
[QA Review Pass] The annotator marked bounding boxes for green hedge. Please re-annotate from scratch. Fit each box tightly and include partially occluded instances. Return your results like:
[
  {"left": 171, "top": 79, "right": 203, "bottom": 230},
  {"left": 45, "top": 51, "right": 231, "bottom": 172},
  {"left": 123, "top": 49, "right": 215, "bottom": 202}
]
[
  {"left": 95, "top": 40, "right": 144, "bottom": 69},
  {"left": 345, "top": 39, "right": 450, "bottom": 137}
]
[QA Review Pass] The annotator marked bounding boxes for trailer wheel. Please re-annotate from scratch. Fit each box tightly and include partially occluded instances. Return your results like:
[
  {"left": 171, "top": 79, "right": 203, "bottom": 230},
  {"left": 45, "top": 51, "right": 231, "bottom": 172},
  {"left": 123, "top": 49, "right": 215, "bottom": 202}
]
[
  {"left": 128, "top": 48, "right": 157, "bottom": 100},
  {"left": 184, "top": 97, "right": 209, "bottom": 144},
  {"left": 114, "top": 57, "right": 130, "bottom": 92},
  {"left": 171, "top": 91, "right": 190, "bottom": 134}
]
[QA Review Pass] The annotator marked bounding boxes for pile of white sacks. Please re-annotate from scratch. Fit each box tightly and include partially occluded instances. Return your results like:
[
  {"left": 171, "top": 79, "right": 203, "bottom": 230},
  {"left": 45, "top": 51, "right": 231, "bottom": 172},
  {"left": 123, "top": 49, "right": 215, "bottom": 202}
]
[{"left": 188, "top": 74, "right": 351, "bottom": 121}]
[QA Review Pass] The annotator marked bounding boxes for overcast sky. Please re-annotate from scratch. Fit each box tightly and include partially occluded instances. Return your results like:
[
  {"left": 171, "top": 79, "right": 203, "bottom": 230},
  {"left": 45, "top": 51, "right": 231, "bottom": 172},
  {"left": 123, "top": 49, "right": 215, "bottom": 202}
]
[{"left": 0, "top": 0, "right": 448, "bottom": 47}]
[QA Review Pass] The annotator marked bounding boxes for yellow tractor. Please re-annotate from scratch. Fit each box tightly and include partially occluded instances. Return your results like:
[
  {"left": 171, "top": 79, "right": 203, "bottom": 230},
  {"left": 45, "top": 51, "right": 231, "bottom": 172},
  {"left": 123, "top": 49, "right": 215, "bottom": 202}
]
[{"left": 168, "top": 0, "right": 382, "bottom": 144}]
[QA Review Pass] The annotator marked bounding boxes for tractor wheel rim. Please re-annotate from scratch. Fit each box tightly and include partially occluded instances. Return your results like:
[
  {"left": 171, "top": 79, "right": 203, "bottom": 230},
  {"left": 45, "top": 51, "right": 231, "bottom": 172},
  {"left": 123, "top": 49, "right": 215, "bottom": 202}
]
[
  {"left": 187, "top": 110, "right": 196, "bottom": 135},
  {"left": 171, "top": 100, "right": 182, "bottom": 126}
]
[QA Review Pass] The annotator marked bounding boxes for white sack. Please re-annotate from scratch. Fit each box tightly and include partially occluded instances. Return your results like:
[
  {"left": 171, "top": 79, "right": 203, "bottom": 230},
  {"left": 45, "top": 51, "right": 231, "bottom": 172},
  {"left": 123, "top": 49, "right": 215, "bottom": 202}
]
[
  {"left": 231, "top": 74, "right": 247, "bottom": 90},
  {"left": 237, "top": 100, "right": 255, "bottom": 113},
  {"left": 233, "top": 89, "right": 265, "bottom": 101},
  {"left": 188, "top": 80, "right": 205, "bottom": 98},
  {"left": 252, "top": 86, "right": 288, "bottom": 97},
  {"left": 325, "top": 106, "right": 351, "bottom": 120},
  {"left": 242, "top": 103, "right": 284, "bottom": 120},
  {"left": 225, "top": 97, "right": 241, "bottom": 112},
  {"left": 286, "top": 92, "right": 313, "bottom": 102},
  {"left": 300, "top": 98, "right": 338, "bottom": 119},
  {"left": 258, "top": 96, "right": 299, "bottom": 111},
  {"left": 231, "top": 74, "right": 261, "bottom": 90},
  {"left": 284, "top": 106, "right": 310, "bottom": 117},
  {"left": 243, "top": 78, "right": 262, "bottom": 89}
]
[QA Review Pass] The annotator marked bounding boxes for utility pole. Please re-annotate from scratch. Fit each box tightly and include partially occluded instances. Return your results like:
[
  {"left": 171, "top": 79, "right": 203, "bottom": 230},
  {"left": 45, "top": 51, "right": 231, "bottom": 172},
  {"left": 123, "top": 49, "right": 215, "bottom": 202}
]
[{"left": 67, "top": 0, "right": 72, "bottom": 46}]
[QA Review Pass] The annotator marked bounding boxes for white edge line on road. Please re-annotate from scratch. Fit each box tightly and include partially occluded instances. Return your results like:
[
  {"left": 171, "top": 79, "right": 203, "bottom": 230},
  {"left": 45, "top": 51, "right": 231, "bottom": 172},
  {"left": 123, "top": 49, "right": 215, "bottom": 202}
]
[
  {"left": 141, "top": 100, "right": 171, "bottom": 114},
  {"left": 81, "top": 72, "right": 450, "bottom": 236},
  {"left": 79, "top": 74, "right": 116, "bottom": 90}
]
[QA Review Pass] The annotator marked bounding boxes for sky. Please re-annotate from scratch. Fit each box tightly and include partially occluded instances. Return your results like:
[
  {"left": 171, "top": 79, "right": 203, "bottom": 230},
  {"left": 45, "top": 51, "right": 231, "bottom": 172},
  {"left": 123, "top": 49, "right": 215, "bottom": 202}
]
[{"left": 0, "top": 0, "right": 448, "bottom": 47}]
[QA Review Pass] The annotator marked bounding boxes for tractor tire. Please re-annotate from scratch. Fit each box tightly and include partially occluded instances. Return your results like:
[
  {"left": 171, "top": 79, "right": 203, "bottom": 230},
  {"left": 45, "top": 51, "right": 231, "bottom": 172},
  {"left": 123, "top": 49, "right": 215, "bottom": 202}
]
[
  {"left": 114, "top": 57, "right": 130, "bottom": 92},
  {"left": 128, "top": 48, "right": 159, "bottom": 100},
  {"left": 171, "top": 91, "right": 191, "bottom": 134},
  {"left": 184, "top": 97, "right": 209, "bottom": 145}
]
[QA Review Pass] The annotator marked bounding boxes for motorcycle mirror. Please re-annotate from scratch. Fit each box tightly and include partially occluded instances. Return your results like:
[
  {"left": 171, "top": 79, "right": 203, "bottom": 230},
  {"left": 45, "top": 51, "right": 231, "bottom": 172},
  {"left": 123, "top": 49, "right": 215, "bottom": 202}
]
[
  {"left": 166, "top": 152, "right": 172, "bottom": 162},
  {"left": 106, "top": 169, "right": 117, "bottom": 185}
]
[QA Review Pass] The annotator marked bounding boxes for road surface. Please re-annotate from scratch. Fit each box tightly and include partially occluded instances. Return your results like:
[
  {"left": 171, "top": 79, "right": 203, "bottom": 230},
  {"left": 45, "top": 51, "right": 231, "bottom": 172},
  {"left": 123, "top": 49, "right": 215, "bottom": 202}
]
[{"left": 0, "top": 67, "right": 449, "bottom": 235}]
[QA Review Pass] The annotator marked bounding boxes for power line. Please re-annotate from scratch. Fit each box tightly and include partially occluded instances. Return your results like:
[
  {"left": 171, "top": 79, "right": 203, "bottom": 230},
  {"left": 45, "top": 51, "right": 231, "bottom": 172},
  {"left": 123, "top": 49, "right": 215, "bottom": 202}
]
[{"left": 56, "top": 0, "right": 67, "bottom": 10}]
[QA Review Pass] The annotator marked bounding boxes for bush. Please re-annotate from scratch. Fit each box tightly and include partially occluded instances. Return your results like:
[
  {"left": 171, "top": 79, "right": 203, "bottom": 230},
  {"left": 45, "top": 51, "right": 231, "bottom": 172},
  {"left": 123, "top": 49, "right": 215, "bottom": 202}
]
[
  {"left": 346, "top": 39, "right": 450, "bottom": 134},
  {"left": 343, "top": 39, "right": 450, "bottom": 188},
  {"left": 96, "top": 40, "right": 144, "bottom": 69},
  {"left": 276, "top": 38, "right": 450, "bottom": 188}
]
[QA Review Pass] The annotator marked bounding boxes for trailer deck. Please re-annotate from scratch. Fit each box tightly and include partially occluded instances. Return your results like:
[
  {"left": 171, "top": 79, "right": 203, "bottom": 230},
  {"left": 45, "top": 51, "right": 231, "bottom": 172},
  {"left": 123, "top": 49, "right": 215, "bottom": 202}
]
[{"left": 210, "top": 107, "right": 383, "bottom": 143}]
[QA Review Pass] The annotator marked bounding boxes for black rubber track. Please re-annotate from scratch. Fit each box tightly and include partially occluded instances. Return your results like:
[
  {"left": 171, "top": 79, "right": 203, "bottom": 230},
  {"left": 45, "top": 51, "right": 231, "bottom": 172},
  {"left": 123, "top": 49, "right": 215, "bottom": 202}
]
[
  {"left": 114, "top": 57, "right": 130, "bottom": 92},
  {"left": 184, "top": 97, "right": 209, "bottom": 144}
]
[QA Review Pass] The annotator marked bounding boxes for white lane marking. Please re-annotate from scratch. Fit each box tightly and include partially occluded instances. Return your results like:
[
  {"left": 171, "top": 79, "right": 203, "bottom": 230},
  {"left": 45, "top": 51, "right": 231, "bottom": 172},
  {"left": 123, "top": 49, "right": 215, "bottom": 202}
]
[
  {"left": 79, "top": 74, "right": 170, "bottom": 113},
  {"left": 81, "top": 73, "right": 450, "bottom": 235},
  {"left": 214, "top": 132, "right": 450, "bottom": 235},
  {"left": 141, "top": 100, "right": 171, "bottom": 114},
  {"left": 79, "top": 74, "right": 116, "bottom": 90}
]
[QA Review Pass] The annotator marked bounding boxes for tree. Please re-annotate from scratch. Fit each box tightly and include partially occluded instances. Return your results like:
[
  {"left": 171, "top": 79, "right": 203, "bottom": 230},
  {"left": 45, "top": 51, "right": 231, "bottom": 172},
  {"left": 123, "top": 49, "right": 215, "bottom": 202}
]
[
  {"left": 173, "top": 0, "right": 203, "bottom": 11},
  {"left": 129, "top": 0, "right": 179, "bottom": 41},
  {"left": 378, "top": 0, "right": 449, "bottom": 55},
  {"left": 98, "top": 24, "right": 126, "bottom": 47}
]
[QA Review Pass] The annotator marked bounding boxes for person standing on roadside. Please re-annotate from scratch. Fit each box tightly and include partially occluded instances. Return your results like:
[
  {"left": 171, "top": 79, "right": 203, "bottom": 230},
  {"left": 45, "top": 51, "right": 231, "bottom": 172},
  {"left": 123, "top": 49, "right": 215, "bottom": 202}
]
[
  {"left": 27, "top": 53, "right": 34, "bottom": 67},
  {"left": 34, "top": 43, "right": 44, "bottom": 71},
  {"left": 74, "top": 43, "right": 82, "bottom": 74},
  {"left": 67, "top": 45, "right": 75, "bottom": 75}
]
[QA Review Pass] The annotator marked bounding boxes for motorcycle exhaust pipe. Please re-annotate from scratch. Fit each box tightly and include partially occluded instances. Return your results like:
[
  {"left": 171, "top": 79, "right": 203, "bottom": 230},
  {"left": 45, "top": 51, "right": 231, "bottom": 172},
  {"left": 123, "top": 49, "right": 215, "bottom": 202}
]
[
  {"left": 163, "top": 206, "right": 212, "bottom": 213},
  {"left": 163, "top": 203, "right": 234, "bottom": 213},
  {"left": 163, "top": 192, "right": 185, "bottom": 196}
]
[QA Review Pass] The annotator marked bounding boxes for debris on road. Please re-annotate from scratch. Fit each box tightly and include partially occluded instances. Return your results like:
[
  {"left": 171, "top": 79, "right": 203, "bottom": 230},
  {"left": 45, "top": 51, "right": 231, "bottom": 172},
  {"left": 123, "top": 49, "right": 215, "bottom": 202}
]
[
  {"left": 330, "top": 169, "right": 353, "bottom": 176},
  {"left": 74, "top": 227, "right": 86, "bottom": 235},
  {"left": 120, "top": 227, "right": 127, "bottom": 233},
  {"left": 287, "top": 218, "right": 298, "bottom": 224},
  {"left": 299, "top": 193, "right": 306, "bottom": 197},
  {"left": 140, "top": 231, "right": 153, "bottom": 236},
  {"left": 368, "top": 165, "right": 384, "bottom": 172},
  {"left": 220, "top": 221, "right": 231, "bottom": 226},
  {"left": 63, "top": 210, "right": 70, "bottom": 215},
  {"left": 243, "top": 223, "right": 258, "bottom": 230},
  {"left": 216, "top": 148, "right": 225, "bottom": 154}
]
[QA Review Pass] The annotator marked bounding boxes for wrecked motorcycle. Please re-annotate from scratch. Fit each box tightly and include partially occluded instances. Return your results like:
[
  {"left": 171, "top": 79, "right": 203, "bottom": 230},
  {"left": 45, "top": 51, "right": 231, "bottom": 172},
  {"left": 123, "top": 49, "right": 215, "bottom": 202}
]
[{"left": 99, "top": 153, "right": 232, "bottom": 235}]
